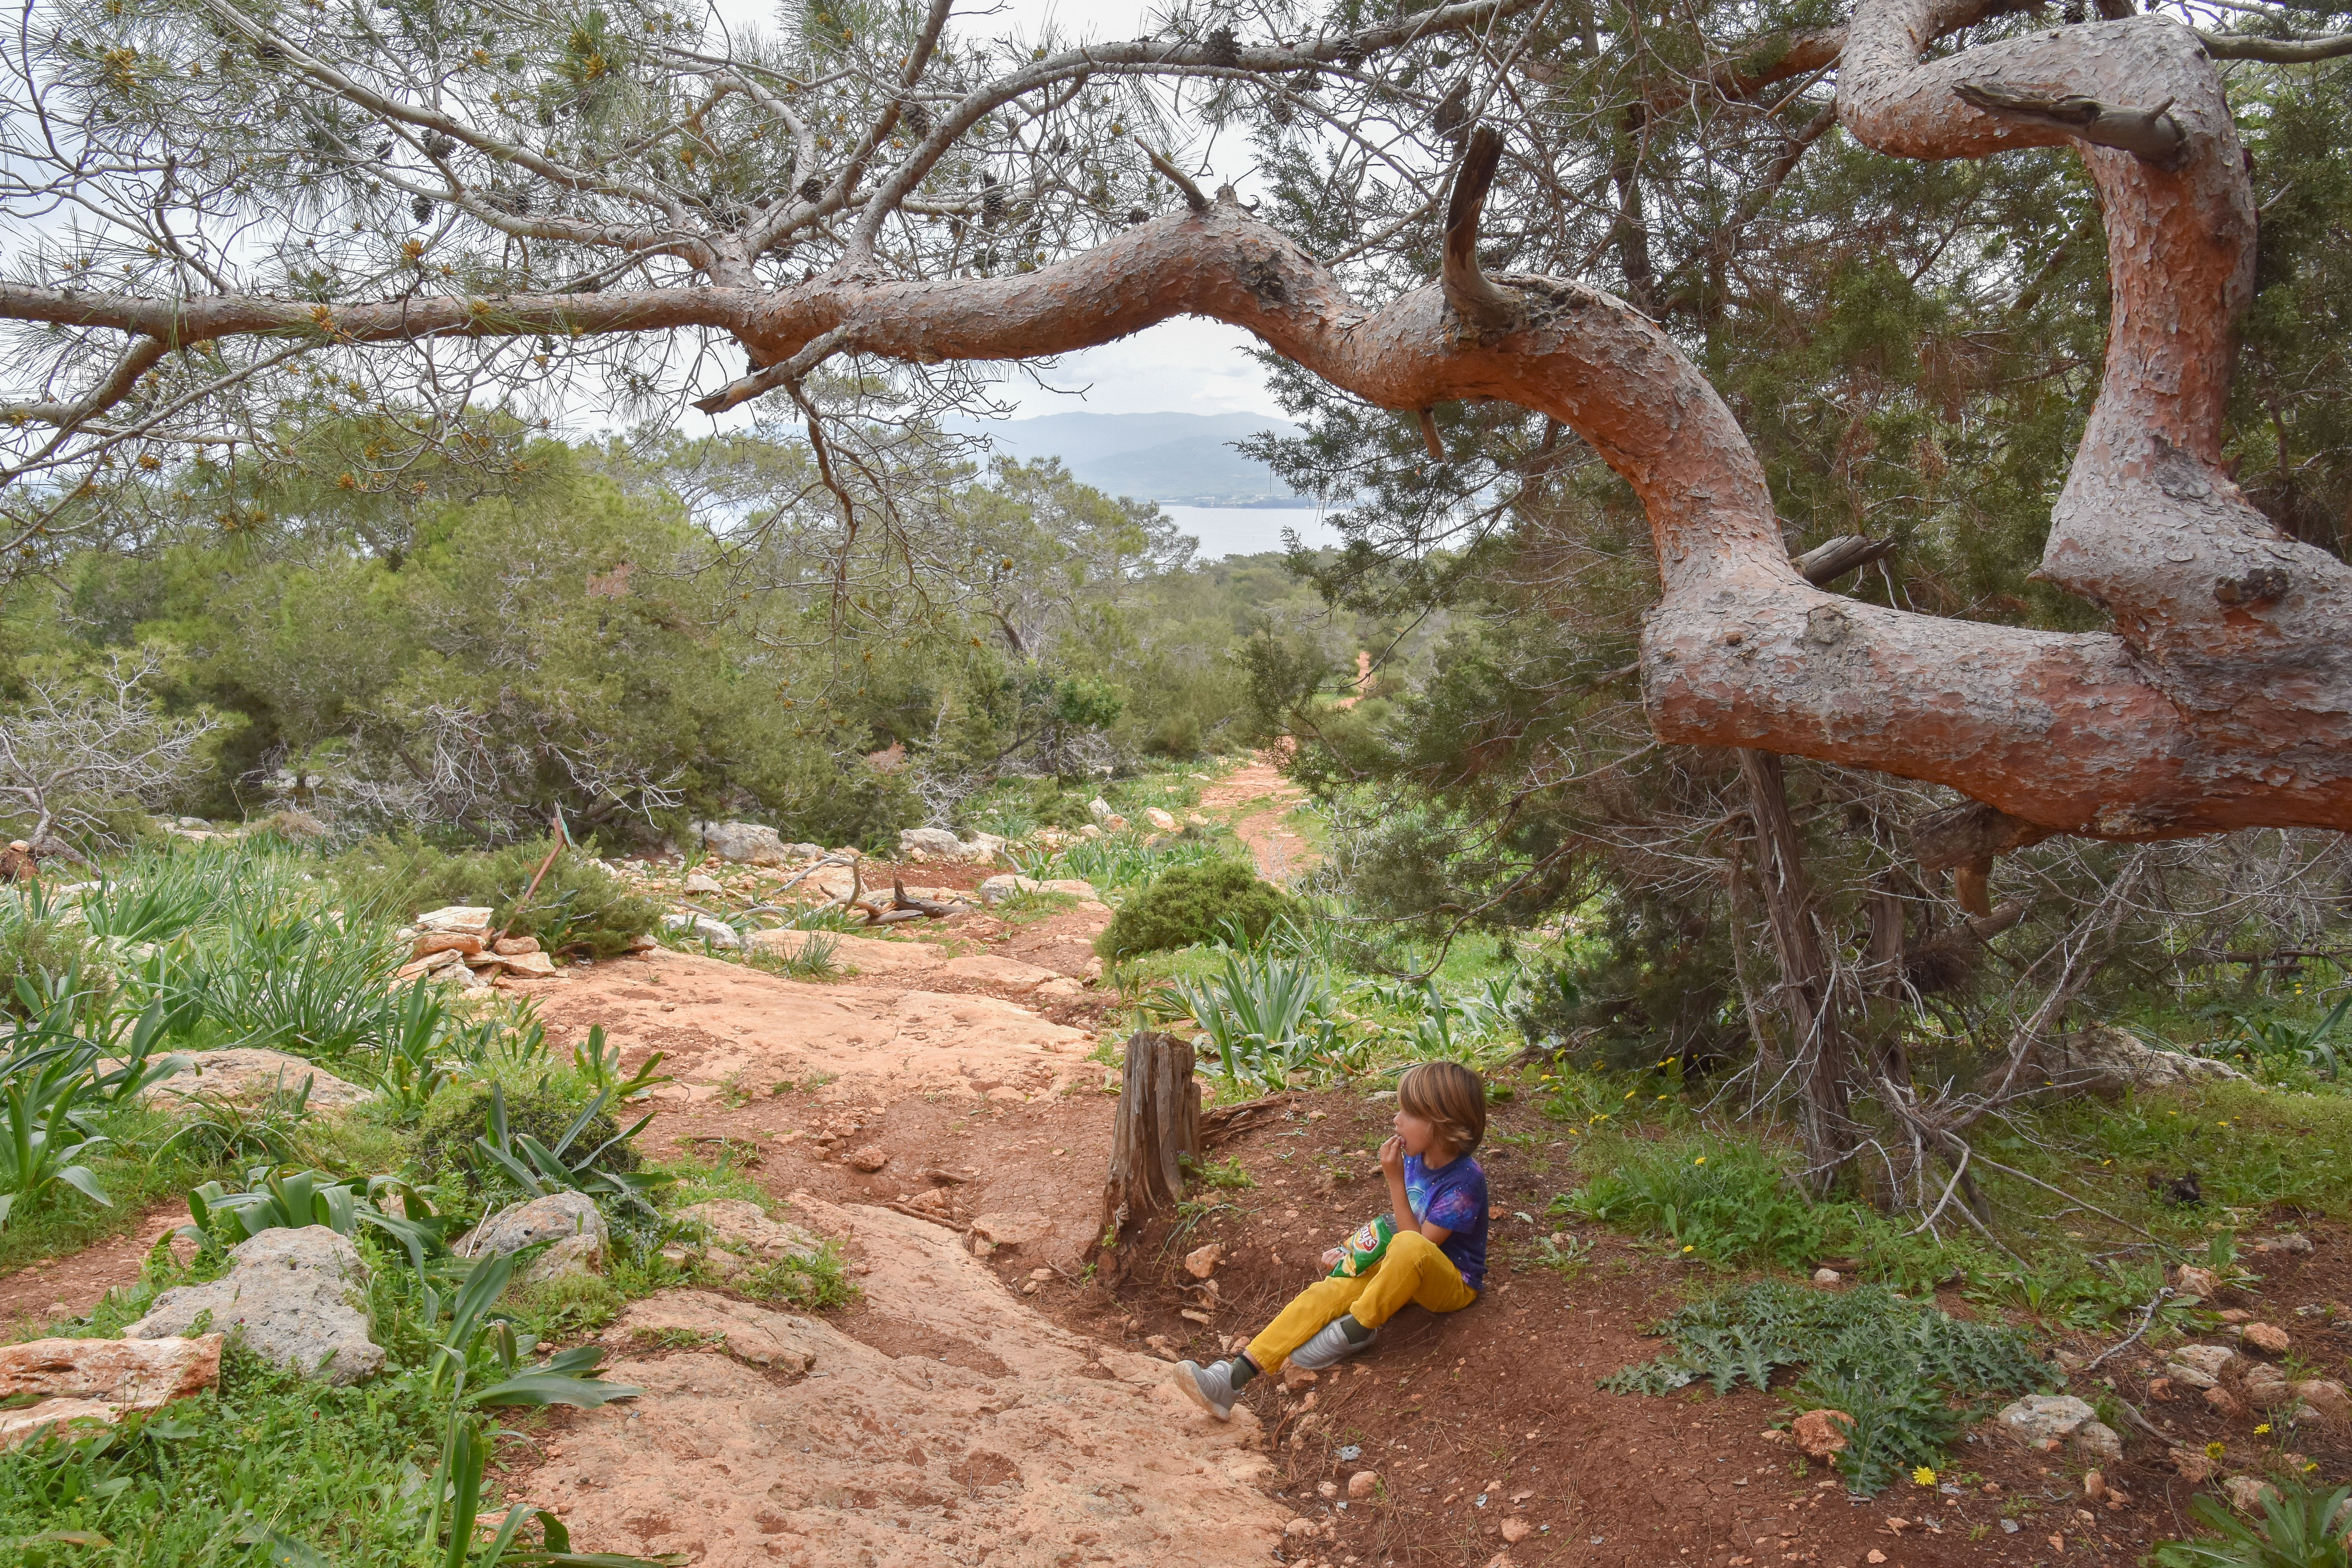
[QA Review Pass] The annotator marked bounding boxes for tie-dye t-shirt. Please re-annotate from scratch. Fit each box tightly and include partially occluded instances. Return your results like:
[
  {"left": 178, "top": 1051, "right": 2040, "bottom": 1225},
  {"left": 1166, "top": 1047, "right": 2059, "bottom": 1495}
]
[{"left": 1404, "top": 1151, "right": 1489, "bottom": 1291}]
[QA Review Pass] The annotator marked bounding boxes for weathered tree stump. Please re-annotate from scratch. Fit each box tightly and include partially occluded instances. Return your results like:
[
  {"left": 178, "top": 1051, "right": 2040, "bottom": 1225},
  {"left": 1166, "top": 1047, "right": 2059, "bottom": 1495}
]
[{"left": 1098, "top": 1031, "right": 1200, "bottom": 1266}]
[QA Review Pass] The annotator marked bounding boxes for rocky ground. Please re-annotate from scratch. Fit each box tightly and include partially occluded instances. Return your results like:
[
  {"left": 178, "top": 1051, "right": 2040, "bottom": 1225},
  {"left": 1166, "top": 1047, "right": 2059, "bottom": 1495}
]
[{"left": 8, "top": 767, "right": 2349, "bottom": 1567}]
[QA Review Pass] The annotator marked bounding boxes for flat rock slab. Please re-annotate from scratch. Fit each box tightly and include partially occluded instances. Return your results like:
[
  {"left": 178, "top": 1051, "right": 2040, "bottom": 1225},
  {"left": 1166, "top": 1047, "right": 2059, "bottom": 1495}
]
[
  {"left": 746, "top": 927, "right": 946, "bottom": 977},
  {"left": 544, "top": 952, "right": 1093, "bottom": 1102},
  {"left": 140, "top": 1049, "right": 372, "bottom": 1109},
  {"left": 0, "top": 1332, "right": 226, "bottom": 1444},
  {"left": 123, "top": 1226, "right": 383, "bottom": 1385},
  {"left": 516, "top": 1203, "right": 1283, "bottom": 1567}
]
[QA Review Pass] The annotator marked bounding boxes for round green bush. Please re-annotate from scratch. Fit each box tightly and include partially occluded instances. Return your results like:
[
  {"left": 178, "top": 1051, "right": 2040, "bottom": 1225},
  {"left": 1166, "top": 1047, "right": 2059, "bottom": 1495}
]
[
  {"left": 1095, "top": 860, "right": 1292, "bottom": 960},
  {"left": 414, "top": 1080, "right": 641, "bottom": 1184}
]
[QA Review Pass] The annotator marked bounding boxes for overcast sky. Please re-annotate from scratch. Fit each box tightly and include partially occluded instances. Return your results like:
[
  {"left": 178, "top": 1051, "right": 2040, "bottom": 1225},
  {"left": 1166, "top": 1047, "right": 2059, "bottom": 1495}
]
[{"left": 704, "top": 0, "right": 1289, "bottom": 420}]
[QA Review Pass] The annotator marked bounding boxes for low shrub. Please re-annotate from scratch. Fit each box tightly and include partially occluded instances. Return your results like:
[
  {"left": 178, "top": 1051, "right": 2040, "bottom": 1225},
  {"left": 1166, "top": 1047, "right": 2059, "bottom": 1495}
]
[
  {"left": 1563, "top": 1134, "right": 1831, "bottom": 1270},
  {"left": 413, "top": 1078, "right": 639, "bottom": 1184},
  {"left": 1096, "top": 859, "right": 1292, "bottom": 960},
  {"left": 328, "top": 832, "right": 664, "bottom": 957}
]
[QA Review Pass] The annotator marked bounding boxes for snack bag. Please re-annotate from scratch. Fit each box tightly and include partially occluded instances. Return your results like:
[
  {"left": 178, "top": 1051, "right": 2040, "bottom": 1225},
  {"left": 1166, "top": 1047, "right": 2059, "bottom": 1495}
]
[{"left": 1327, "top": 1214, "right": 1395, "bottom": 1279}]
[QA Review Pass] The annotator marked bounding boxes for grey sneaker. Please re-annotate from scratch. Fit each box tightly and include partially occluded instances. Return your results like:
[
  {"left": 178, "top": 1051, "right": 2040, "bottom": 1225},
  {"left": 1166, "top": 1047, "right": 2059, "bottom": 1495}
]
[
  {"left": 1288, "top": 1316, "right": 1378, "bottom": 1371},
  {"left": 1172, "top": 1358, "right": 1243, "bottom": 1420}
]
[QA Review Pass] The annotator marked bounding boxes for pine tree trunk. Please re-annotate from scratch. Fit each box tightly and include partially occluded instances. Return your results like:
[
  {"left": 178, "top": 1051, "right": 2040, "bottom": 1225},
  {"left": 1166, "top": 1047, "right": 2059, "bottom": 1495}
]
[
  {"left": 1100, "top": 1031, "right": 1201, "bottom": 1259},
  {"left": 1738, "top": 748, "right": 1855, "bottom": 1192}
]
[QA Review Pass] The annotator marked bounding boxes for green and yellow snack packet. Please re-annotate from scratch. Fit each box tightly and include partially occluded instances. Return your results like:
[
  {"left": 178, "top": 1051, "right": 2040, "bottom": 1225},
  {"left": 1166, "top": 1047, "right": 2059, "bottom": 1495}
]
[{"left": 1327, "top": 1215, "right": 1395, "bottom": 1278}]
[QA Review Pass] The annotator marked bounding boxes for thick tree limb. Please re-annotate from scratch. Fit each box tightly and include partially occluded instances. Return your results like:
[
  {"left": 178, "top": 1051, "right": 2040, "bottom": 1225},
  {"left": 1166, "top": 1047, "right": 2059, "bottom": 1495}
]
[
  {"left": 1441, "top": 126, "right": 1519, "bottom": 332},
  {"left": 2196, "top": 28, "right": 2352, "bottom": 61}
]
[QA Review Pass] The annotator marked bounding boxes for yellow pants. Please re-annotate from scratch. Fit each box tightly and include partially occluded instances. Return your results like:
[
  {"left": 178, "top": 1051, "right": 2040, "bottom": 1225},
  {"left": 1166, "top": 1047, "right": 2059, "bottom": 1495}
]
[{"left": 1245, "top": 1230, "right": 1478, "bottom": 1371}]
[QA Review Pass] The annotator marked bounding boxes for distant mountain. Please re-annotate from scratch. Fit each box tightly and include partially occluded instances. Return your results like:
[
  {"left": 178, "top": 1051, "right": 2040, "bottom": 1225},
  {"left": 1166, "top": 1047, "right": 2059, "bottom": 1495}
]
[{"left": 948, "top": 411, "right": 1314, "bottom": 507}]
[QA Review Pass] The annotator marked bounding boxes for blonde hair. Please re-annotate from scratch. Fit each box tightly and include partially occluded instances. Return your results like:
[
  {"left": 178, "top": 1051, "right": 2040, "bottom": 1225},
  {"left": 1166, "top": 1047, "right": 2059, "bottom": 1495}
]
[{"left": 1398, "top": 1062, "right": 1487, "bottom": 1156}]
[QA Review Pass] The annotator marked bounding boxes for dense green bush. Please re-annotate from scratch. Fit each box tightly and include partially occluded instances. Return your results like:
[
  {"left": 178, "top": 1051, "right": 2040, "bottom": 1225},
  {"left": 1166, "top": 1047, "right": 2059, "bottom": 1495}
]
[
  {"left": 329, "top": 833, "right": 662, "bottom": 957},
  {"left": 414, "top": 1078, "right": 640, "bottom": 1184},
  {"left": 1096, "top": 859, "right": 1292, "bottom": 960}
]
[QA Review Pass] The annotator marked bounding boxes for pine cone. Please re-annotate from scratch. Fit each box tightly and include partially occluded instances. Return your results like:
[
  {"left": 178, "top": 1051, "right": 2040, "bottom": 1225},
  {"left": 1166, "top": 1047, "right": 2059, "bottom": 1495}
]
[{"left": 1205, "top": 26, "right": 1239, "bottom": 68}]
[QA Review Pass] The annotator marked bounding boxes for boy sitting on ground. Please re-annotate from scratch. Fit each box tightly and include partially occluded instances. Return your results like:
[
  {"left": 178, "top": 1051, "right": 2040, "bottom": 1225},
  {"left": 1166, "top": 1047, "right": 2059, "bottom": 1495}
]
[{"left": 1173, "top": 1061, "right": 1489, "bottom": 1419}]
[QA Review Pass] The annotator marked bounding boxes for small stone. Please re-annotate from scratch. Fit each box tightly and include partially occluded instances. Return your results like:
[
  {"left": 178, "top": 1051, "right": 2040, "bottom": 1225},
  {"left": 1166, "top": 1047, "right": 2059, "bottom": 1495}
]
[
  {"left": 1029, "top": 1268, "right": 1055, "bottom": 1282},
  {"left": 456, "top": 1191, "right": 609, "bottom": 1282},
  {"left": 2082, "top": 1471, "right": 2107, "bottom": 1503},
  {"left": 2241, "top": 1322, "right": 2290, "bottom": 1354},
  {"left": 1285, "top": 1518, "right": 1319, "bottom": 1539},
  {"left": 682, "top": 872, "right": 724, "bottom": 895},
  {"left": 692, "top": 821, "right": 789, "bottom": 866},
  {"left": 1792, "top": 1408, "right": 1853, "bottom": 1459},
  {"left": 2205, "top": 1385, "right": 2250, "bottom": 1421},
  {"left": 1185, "top": 1242, "right": 1225, "bottom": 1279},
  {"left": 2071, "top": 1420, "right": 2122, "bottom": 1463},
  {"left": 1144, "top": 808, "right": 1178, "bottom": 832},
  {"left": 2166, "top": 1344, "right": 2236, "bottom": 1388},
  {"left": 2292, "top": 1379, "right": 2352, "bottom": 1425},
  {"left": 2224, "top": 1475, "right": 2279, "bottom": 1514},
  {"left": 1500, "top": 1518, "right": 1532, "bottom": 1543},
  {"left": 846, "top": 1144, "right": 889, "bottom": 1172},
  {"left": 2175, "top": 1264, "right": 2223, "bottom": 1299},
  {"left": 2256, "top": 1232, "right": 2315, "bottom": 1254},
  {"left": 491, "top": 935, "right": 541, "bottom": 956},
  {"left": 1993, "top": 1394, "right": 2100, "bottom": 1449},
  {"left": 2171, "top": 1447, "right": 2219, "bottom": 1483},
  {"left": 1867, "top": 1553, "right": 1887, "bottom": 1565},
  {"left": 1347, "top": 1470, "right": 1378, "bottom": 1500},
  {"left": 1813, "top": 1267, "right": 1842, "bottom": 1285},
  {"left": 1022, "top": 1280, "right": 1040, "bottom": 1295},
  {"left": 1144, "top": 1334, "right": 1176, "bottom": 1358},
  {"left": 413, "top": 931, "right": 483, "bottom": 958},
  {"left": 415, "top": 904, "right": 495, "bottom": 934},
  {"left": 2244, "top": 1363, "right": 2294, "bottom": 1408}
]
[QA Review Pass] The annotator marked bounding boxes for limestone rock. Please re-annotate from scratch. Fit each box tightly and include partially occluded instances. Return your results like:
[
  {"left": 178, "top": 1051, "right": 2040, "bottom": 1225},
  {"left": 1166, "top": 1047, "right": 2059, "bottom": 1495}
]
[
  {"left": 936, "top": 953, "right": 1063, "bottom": 994},
  {"left": 898, "top": 827, "right": 967, "bottom": 858},
  {"left": 492, "top": 935, "right": 541, "bottom": 956},
  {"left": 1813, "top": 1267, "right": 1842, "bottom": 1284},
  {"left": 661, "top": 912, "right": 741, "bottom": 949},
  {"left": 0, "top": 1333, "right": 223, "bottom": 1422},
  {"left": 1500, "top": 1518, "right": 1533, "bottom": 1544},
  {"left": 599, "top": 1290, "right": 833, "bottom": 1371},
  {"left": 2040, "top": 1024, "right": 2246, "bottom": 1097},
  {"left": 2167, "top": 1344, "right": 2236, "bottom": 1388},
  {"left": 1793, "top": 1408, "right": 1853, "bottom": 1459},
  {"left": 682, "top": 872, "right": 724, "bottom": 895},
  {"left": 976, "top": 872, "right": 1100, "bottom": 904},
  {"left": 2243, "top": 1363, "right": 2295, "bottom": 1409},
  {"left": 846, "top": 1144, "right": 889, "bottom": 1173},
  {"left": 2072, "top": 1419, "right": 2123, "bottom": 1462},
  {"left": 1186, "top": 1242, "right": 1224, "bottom": 1279},
  {"left": 488, "top": 949, "right": 559, "bottom": 979},
  {"left": 2293, "top": 1379, "right": 2352, "bottom": 1426},
  {"left": 2254, "top": 1232, "right": 2314, "bottom": 1255},
  {"left": 413, "top": 932, "right": 483, "bottom": 958},
  {"left": 2175, "top": 1264, "right": 2225, "bottom": 1299},
  {"left": 1144, "top": 808, "right": 1179, "bottom": 832},
  {"left": 2241, "top": 1322, "right": 2290, "bottom": 1354},
  {"left": 1348, "top": 1470, "right": 1379, "bottom": 1499},
  {"left": 415, "top": 905, "right": 495, "bottom": 935},
  {"left": 123, "top": 1226, "right": 382, "bottom": 1384},
  {"left": 745, "top": 926, "right": 942, "bottom": 976},
  {"left": 692, "top": 821, "right": 789, "bottom": 866},
  {"left": 676, "top": 1200, "right": 824, "bottom": 1275},
  {"left": 140, "top": 1048, "right": 371, "bottom": 1109},
  {"left": 458, "top": 1191, "right": 608, "bottom": 1284},
  {"left": 2172, "top": 1447, "right": 2220, "bottom": 1483},
  {"left": 2223, "top": 1475, "right": 2279, "bottom": 1514},
  {"left": 969, "top": 1211, "right": 1053, "bottom": 1251},
  {"left": 1994, "top": 1394, "right": 2104, "bottom": 1450},
  {"left": 537, "top": 1207, "right": 1285, "bottom": 1566},
  {"left": 0, "top": 1397, "right": 123, "bottom": 1448}
]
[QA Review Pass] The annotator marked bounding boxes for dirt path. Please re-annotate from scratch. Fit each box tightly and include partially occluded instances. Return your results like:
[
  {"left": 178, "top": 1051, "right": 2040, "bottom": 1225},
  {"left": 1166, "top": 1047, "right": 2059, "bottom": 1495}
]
[
  {"left": 0, "top": 1203, "right": 187, "bottom": 1338},
  {"left": 1198, "top": 750, "right": 1315, "bottom": 881}
]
